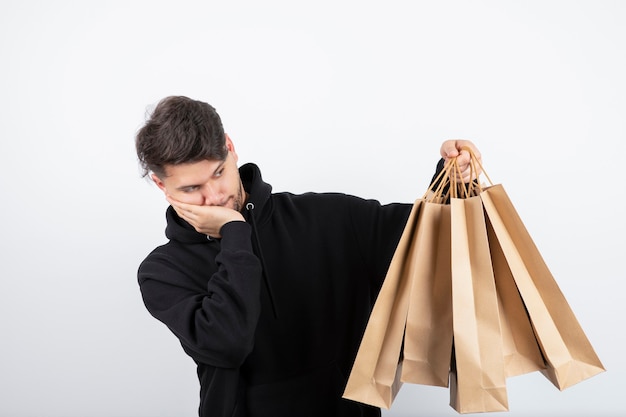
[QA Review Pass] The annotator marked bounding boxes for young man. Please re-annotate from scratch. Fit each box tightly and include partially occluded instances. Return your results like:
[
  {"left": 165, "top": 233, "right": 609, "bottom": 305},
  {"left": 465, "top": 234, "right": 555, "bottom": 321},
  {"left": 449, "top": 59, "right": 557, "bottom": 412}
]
[{"left": 135, "top": 96, "right": 481, "bottom": 417}]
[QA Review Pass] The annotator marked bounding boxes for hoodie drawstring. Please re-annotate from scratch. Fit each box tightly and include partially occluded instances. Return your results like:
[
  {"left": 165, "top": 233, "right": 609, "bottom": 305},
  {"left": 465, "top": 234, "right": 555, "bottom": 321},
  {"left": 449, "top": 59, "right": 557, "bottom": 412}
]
[{"left": 246, "top": 202, "right": 279, "bottom": 319}]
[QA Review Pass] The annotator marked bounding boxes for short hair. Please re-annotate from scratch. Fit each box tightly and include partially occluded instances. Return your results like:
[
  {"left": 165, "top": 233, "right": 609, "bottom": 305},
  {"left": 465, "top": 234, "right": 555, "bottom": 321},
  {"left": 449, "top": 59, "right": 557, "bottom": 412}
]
[{"left": 135, "top": 96, "right": 228, "bottom": 178}]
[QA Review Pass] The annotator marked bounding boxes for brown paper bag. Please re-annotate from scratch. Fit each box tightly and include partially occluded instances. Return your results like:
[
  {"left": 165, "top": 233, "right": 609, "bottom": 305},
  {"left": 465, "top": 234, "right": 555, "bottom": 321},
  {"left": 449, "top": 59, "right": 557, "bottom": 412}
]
[
  {"left": 343, "top": 200, "right": 423, "bottom": 408},
  {"left": 487, "top": 216, "right": 546, "bottom": 377},
  {"left": 449, "top": 196, "right": 509, "bottom": 413},
  {"left": 401, "top": 201, "right": 453, "bottom": 387},
  {"left": 481, "top": 184, "right": 605, "bottom": 390}
]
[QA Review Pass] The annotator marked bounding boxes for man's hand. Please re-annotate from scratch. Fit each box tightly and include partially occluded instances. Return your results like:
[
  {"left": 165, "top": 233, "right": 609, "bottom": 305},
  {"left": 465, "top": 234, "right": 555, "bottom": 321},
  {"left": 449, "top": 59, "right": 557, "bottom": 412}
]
[
  {"left": 440, "top": 139, "right": 482, "bottom": 183},
  {"left": 166, "top": 196, "right": 245, "bottom": 238}
]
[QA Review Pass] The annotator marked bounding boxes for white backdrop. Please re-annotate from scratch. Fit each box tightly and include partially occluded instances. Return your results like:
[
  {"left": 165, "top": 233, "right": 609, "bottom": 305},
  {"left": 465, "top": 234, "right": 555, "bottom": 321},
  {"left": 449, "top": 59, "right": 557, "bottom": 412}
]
[{"left": 0, "top": 1, "right": 623, "bottom": 416}]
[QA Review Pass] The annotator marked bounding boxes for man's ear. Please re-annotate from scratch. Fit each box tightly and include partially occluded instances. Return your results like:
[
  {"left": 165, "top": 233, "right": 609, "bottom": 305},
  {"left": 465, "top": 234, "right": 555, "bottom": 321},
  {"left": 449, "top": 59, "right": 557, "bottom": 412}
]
[
  {"left": 225, "top": 133, "right": 238, "bottom": 163},
  {"left": 151, "top": 173, "right": 167, "bottom": 192}
]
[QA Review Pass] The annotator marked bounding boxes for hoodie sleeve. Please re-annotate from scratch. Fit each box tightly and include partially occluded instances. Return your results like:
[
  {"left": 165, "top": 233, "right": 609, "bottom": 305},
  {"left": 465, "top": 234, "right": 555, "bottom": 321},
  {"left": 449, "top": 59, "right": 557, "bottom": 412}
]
[
  {"left": 349, "top": 159, "right": 446, "bottom": 290},
  {"left": 137, "top": 221, "right": 263, "bottom": 368}
]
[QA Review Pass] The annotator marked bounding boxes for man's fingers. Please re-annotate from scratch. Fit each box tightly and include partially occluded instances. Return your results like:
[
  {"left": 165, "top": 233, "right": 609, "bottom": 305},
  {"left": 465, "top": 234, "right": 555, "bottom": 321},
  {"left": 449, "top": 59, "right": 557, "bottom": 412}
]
[
  {"left": 456, "top": 149, "right": 470, "bottom": 166},
  {"left": 441, "top": 142, "right": 460, "bottom": 159},
  {"left": 166, "top": 196, "right": 195, "bottom": 216}
]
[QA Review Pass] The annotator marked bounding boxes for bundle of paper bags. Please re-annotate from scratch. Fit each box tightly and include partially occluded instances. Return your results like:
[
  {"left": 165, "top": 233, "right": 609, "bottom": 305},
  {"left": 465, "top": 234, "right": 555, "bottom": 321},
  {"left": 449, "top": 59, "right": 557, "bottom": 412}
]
[{"left": 343, "top": 150, "right": 605, "bottom": 413}]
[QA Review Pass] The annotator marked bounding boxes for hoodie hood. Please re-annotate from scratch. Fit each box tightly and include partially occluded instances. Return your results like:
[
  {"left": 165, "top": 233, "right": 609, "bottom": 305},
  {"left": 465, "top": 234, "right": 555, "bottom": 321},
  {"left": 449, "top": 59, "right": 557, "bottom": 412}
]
[
  {"left": 164, "top": 206, "right": 208, "bottom": 244},
  {"left": 240, "top": 162, "right": 273, "bottom": 224}
]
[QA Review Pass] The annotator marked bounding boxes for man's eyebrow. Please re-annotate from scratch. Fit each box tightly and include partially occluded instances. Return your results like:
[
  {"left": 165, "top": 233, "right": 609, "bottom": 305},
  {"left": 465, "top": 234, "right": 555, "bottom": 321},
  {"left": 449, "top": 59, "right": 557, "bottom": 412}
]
[{"left": 212, "top": 159, "right": 227, "bottom": 175}]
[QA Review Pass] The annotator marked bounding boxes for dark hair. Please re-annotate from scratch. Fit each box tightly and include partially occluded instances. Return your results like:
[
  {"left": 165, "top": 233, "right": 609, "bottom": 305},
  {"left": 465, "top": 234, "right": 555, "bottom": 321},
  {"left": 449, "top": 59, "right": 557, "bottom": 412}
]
[{"left": 135, "top": 96, "right": 228, "bottom": 178}]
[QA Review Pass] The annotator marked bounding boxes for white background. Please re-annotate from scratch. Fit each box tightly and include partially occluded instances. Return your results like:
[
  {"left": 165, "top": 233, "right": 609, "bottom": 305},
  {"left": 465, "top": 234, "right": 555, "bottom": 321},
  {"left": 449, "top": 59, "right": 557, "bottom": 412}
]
[{"left": 0, "top": 1, "right": 623, "bottom": 416}]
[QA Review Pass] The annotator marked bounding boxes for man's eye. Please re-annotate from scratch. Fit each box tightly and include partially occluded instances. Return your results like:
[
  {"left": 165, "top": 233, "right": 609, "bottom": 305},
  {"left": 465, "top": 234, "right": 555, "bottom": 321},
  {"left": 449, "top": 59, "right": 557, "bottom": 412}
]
[
  {"left": 182, "top": 186, "right": 199, "bottom": 193},
  {"left": 215, "top": 169, "right": 224, "bottom": 178}
]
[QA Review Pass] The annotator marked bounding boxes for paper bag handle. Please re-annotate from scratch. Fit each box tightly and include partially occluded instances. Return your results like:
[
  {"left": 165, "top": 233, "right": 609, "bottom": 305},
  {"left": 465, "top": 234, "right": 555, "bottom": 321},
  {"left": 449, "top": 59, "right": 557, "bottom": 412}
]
[
  {"left": 423, "top": 146, "right": 492, "bottom": 202},
  {"left": 461, "top": 145, "right": 493, "bottom": 187}
]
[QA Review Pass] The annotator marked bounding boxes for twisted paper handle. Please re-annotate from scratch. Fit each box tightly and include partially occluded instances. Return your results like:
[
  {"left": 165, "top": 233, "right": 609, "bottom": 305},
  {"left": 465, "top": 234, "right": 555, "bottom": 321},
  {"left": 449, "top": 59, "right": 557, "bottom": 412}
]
[{"left": 424, "top": 146, "right": 492, "bottom": 202}]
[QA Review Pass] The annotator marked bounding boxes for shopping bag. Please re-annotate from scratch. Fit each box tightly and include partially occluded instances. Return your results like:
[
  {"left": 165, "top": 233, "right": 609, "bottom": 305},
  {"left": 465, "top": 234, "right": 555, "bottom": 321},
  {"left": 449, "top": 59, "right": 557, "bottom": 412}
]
[
  {"left": 448, "top": 195, "right": 509, "bottom": 413},
  {"left": 487, "top": 217, "right": 546, "bottom": 377},
  {"left": 401, "top": 201, "right": 453, "bottom": 387},
  {"left": 343, "top": 200, "right": 423, "bottom": 408},
  {"left": 480, "top": 183, "right": 605, "bottom": 390}
]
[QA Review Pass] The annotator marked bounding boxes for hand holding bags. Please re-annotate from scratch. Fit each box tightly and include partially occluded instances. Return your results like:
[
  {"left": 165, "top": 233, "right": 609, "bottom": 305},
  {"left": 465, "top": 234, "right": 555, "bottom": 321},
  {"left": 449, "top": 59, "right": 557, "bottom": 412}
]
[{"left": 343, "top": 149, "right": 604, "bottom": 413}]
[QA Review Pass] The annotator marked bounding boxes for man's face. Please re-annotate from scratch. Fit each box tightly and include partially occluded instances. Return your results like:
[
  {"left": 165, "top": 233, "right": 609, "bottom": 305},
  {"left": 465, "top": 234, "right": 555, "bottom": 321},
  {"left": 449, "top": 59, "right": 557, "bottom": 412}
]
[{"left": 151, "top": 137, "right": 246, "bottom": 212}]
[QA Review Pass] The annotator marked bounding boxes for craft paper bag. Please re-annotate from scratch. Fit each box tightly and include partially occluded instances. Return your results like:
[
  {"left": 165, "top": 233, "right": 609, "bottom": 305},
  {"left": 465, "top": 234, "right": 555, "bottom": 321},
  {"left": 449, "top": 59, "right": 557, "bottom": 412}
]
[
  {"left": 449, "top": 196, "right": 508, "bottom": 413},
  {"left": 481, "top": 184, "right": 605, "bottom": 390},
  {"left": 401, "top": 201, "right": 453, "bottom": 387},
  {"left": 487, "top": 216, "right": 546, "bottom": 377}
]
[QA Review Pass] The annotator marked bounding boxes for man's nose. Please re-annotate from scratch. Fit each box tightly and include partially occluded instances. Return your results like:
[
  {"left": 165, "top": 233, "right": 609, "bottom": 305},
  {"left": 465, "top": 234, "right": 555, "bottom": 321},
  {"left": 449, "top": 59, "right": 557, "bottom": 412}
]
[{"left": 201, "top": 186, "right": 224, "bottom": 206}]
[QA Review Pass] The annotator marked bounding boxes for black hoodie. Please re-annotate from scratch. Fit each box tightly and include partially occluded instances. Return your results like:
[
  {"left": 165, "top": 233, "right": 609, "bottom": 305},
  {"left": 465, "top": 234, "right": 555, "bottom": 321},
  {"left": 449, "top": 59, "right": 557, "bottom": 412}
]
[{"left": 138, "top": 162, "right": 441, "bottom": 417}]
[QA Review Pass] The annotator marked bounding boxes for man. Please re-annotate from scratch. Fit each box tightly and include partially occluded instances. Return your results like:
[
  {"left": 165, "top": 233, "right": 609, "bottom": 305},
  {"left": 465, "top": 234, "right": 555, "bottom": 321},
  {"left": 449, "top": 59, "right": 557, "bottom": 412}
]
[{"left": 135, "top": 95, "right": 480, "bottom": 417}]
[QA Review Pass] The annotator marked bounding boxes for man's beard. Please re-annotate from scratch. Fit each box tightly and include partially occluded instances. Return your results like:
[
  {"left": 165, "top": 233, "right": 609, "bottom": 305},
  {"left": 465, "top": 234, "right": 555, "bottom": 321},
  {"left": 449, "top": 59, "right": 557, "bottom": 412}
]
[{"left": 232, "top": 182, "right": 245, "bottom": 212}]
